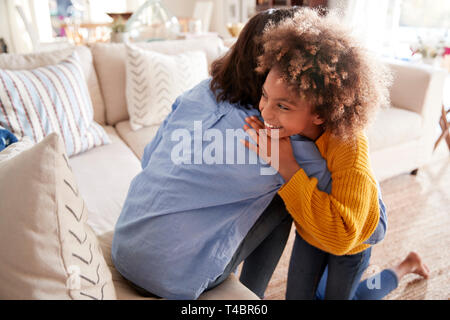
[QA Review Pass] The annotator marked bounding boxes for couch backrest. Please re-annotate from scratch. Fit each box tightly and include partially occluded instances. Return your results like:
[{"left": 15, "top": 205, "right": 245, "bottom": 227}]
[
  {"left": 91, "top": 37, "right": 227, "bottom": 126},
  {"left": 0, "top": 46, "right": 106, "bottom": 125}
]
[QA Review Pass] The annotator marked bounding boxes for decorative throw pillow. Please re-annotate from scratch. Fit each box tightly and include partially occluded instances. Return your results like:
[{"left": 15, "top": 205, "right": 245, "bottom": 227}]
[
  {"left": 0, "top": 46, "right": 106, "bottom": 126},
  {"left": 0, "top": 52, "right": 110, "bottom": 157},
  {"left": 0, "top": 133, "right": 116, "bottom": 299},
  {"left": 125, "top": 44, "right": 209, "bottom": 130}
]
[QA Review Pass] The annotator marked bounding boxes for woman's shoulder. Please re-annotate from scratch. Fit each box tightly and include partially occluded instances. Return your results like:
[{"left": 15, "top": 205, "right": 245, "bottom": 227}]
[
  {"left": 176, "top": 78, "right": 233, "bottom": 114},
  {"left": 179, "top": 78, "right": 214, "bottom": 101}
]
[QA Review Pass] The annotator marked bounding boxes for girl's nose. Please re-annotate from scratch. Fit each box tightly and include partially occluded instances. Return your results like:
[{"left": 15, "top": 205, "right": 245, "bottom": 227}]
[{"left": 262, "top": 104, "right": 276, "bottom": 121}]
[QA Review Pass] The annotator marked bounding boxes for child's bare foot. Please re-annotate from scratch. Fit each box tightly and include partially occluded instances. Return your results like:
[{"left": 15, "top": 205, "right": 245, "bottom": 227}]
[
  {"left": 392, "top": 252, "right": 430, "bottom": 280},
  {"left": 406, "top": 252, "right": 430, "bottom": 279}
]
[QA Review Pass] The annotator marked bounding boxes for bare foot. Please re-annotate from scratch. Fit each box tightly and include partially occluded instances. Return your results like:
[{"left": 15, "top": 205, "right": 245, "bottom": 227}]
[
  {"left": 393, "top": 252, "right": 430, "bottom": 280},
  {"left": 406, "top": 252, "right": 430, "bottom": 279}
]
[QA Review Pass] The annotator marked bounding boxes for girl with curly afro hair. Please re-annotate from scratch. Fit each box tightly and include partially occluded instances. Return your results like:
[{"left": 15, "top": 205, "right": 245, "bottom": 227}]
[{"left": 241, "top": 7, "right": 393, "bottom": 299}]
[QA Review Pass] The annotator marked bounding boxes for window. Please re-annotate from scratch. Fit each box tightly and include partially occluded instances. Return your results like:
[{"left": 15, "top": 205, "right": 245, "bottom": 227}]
[
  {"left": 394, "top": 0, "right": 450, "bottom": 60},
  {"left": 400, "top": 0, "right": 450, "bottom": 29}
]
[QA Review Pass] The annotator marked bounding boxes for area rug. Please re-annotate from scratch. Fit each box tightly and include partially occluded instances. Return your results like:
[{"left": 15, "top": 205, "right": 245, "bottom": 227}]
[{"left": 262, "top": 157, "right": 450, "bottom": 300}]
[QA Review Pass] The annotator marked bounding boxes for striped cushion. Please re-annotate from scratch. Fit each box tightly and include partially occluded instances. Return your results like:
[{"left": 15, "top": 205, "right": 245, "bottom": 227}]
[{"left": 0, "top": 52, "right": 110, "bottom": 157}]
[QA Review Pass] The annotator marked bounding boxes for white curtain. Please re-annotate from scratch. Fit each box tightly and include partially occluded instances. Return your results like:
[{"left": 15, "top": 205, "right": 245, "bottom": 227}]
[
  {"left": 0, "top": 0, "right": 53, "bottom": 54},
  {"left": 335, "top": 0, "right": 402, "bottom": 55},
  {"left": 0, "top": 0, "right": 33, "bottom": 53}
]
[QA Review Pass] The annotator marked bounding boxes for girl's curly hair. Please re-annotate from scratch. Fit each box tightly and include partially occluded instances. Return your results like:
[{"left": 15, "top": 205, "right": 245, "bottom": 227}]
[{"left": 256, "top": 8, "right": 392, "bottom": 140}]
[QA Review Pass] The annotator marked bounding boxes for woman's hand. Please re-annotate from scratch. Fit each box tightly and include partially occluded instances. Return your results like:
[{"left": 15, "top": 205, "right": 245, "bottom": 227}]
[{"left": 240, "top": 116, "right": 301, "bottom": 182}]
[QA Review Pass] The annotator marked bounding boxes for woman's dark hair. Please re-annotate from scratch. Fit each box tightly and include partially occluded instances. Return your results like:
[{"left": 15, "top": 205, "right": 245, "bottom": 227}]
[{"left": 210, "top": 7, "right": 300, "bottom": 108}]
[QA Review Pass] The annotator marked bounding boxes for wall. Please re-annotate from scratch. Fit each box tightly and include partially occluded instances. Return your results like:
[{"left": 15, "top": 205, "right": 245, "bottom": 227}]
[
  {"left": 210, "top": 0, "right": 228, "bottom": 37},
  {"left": 87, "top": 0, "right": 197, "bottom": 22},
  {"left": 130, "top": 0, "right": 256, "bottom": 38},
  {"left": 210, "top": 0, "right": 256, "bottom": 38},
  {"left": 163, "top": 0, "right": 196, "bottom": 18}
]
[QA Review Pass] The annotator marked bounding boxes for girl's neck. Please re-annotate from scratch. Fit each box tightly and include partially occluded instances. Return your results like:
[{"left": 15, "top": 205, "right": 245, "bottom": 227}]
[{"left": 299, "top": 125, "right": 324, "bottom": 142}]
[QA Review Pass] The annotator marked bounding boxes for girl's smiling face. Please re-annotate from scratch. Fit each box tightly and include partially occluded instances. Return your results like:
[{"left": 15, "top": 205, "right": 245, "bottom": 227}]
[{"left": 259, "top": 67, "right": 324, "bottom": 140}]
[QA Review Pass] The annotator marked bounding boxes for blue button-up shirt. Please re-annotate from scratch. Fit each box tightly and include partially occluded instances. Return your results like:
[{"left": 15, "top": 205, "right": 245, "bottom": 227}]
[{"left": 112, "top": 79, "right": 386, "bottom": 300}]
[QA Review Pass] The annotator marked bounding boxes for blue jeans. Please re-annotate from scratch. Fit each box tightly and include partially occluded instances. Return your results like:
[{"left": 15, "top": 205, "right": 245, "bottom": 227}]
[
  {"left": 316, "top": 266, "right": 399, "bottom": 300},
  {"left": 206, "top": 194, "right": 292, "bottom": 298},
  {"left": 286, "top": 232, "right": 372, "bottom": 300}
]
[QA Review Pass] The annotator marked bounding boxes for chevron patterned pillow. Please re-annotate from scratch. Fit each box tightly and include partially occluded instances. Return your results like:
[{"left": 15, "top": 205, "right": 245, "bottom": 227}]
[
  {"left": 0, "top": 134, "right": 116, "bottom": 299},
  {"left": 125, "top": 44, "right": 209, "bottom": 131}
]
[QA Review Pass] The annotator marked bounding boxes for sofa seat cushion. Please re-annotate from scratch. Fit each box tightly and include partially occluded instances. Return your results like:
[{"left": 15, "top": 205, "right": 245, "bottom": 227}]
[
  {"left": 115, "top": 120, "right": 159, "bottom": 160},
  {"left": 69, "top": 126, "right": 141, "bottom": 235},
  {"left": 368, "top": 106, "right": 423, "bottom": 152},
  {"left": 97, "top": 231, "right": 259, "bottom": 300}
]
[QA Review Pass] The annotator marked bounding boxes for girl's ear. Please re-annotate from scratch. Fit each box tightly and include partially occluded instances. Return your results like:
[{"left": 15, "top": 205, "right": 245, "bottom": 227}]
[{"left": 312, "top": 114, "right": 325, "bottom": 126}]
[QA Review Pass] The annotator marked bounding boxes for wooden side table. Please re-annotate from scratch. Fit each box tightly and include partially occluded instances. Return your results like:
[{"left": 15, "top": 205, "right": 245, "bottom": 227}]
[{"left": 434, "top": 104, "right": 450, "bottom": 151}]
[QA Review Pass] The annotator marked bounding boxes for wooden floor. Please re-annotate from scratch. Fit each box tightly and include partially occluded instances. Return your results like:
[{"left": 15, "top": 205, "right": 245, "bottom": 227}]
[{"left": 262, "top": 154, "right": 450, "bottom": 300}]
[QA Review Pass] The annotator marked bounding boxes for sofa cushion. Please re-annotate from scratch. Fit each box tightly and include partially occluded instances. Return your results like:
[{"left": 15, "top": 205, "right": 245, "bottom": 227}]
[
  {"left": 69, "top": 126, "right": 141, "bottom": 235},
  {"left": 97, "top": 231, "right": 259, "bottom": 300},
  {"left": 126, "top": 44, "right": 208, "bottom": 130},
  {"left": 115, "top": 121, "right": 160, "bottom": 160},
  {"left": 0, "top": 52, "right": 111, "bottom": 157},
  {"left": 92, "top": 37, "right": 226, "bottom": 126},
  {"left": 0, "top": 133, "right": 116, "bottom": 299},
  {"left": 0, "top": 45, "right": 106, "bottom": 125},
  {"left": 368, "top": 106, "right": 423, "bottom": 152}
]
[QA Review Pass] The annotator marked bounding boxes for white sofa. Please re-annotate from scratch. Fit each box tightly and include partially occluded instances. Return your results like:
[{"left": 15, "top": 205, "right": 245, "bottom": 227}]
[
  {"left": 0, "top": 36, "right": 445, "bottom": 300},
  {"left": 368, "top": 59, "right": 447, "bottom": 181}
]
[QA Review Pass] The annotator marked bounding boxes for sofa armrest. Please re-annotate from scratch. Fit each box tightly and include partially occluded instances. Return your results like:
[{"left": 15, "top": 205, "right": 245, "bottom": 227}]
[
  {"left": 386, "top": 59, "right": 447, "bottom": 125},
  {"left": 383, "top": 59, "right": 447, "bottom": 159}
]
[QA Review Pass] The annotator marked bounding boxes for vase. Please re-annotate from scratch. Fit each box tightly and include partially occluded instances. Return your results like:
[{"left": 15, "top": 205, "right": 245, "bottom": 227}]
[
  {"left": 422, "top": 57, "right": 435, "bottom": 66},
  {"left": 125, "top": 0, "right": 180, "bottom": 41},
  {"left": 110, "top": 32, "right": 130, "bottom": 43}
]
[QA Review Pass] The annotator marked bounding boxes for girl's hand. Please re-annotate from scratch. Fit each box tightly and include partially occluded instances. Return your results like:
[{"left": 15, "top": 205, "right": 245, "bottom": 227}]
[{"left": 240, "top": 116, "right": 301, "bottom": 182}]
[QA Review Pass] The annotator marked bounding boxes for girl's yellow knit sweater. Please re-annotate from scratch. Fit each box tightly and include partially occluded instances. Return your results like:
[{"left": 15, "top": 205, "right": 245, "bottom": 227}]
[{"left": 278, "top": 130, "right": 380, "bottom": 256}]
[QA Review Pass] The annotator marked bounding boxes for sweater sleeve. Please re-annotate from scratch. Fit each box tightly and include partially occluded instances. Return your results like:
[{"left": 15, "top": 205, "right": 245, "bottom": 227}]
[{"left": 278, "top": 166, "right": 380, "bottom": 256}]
